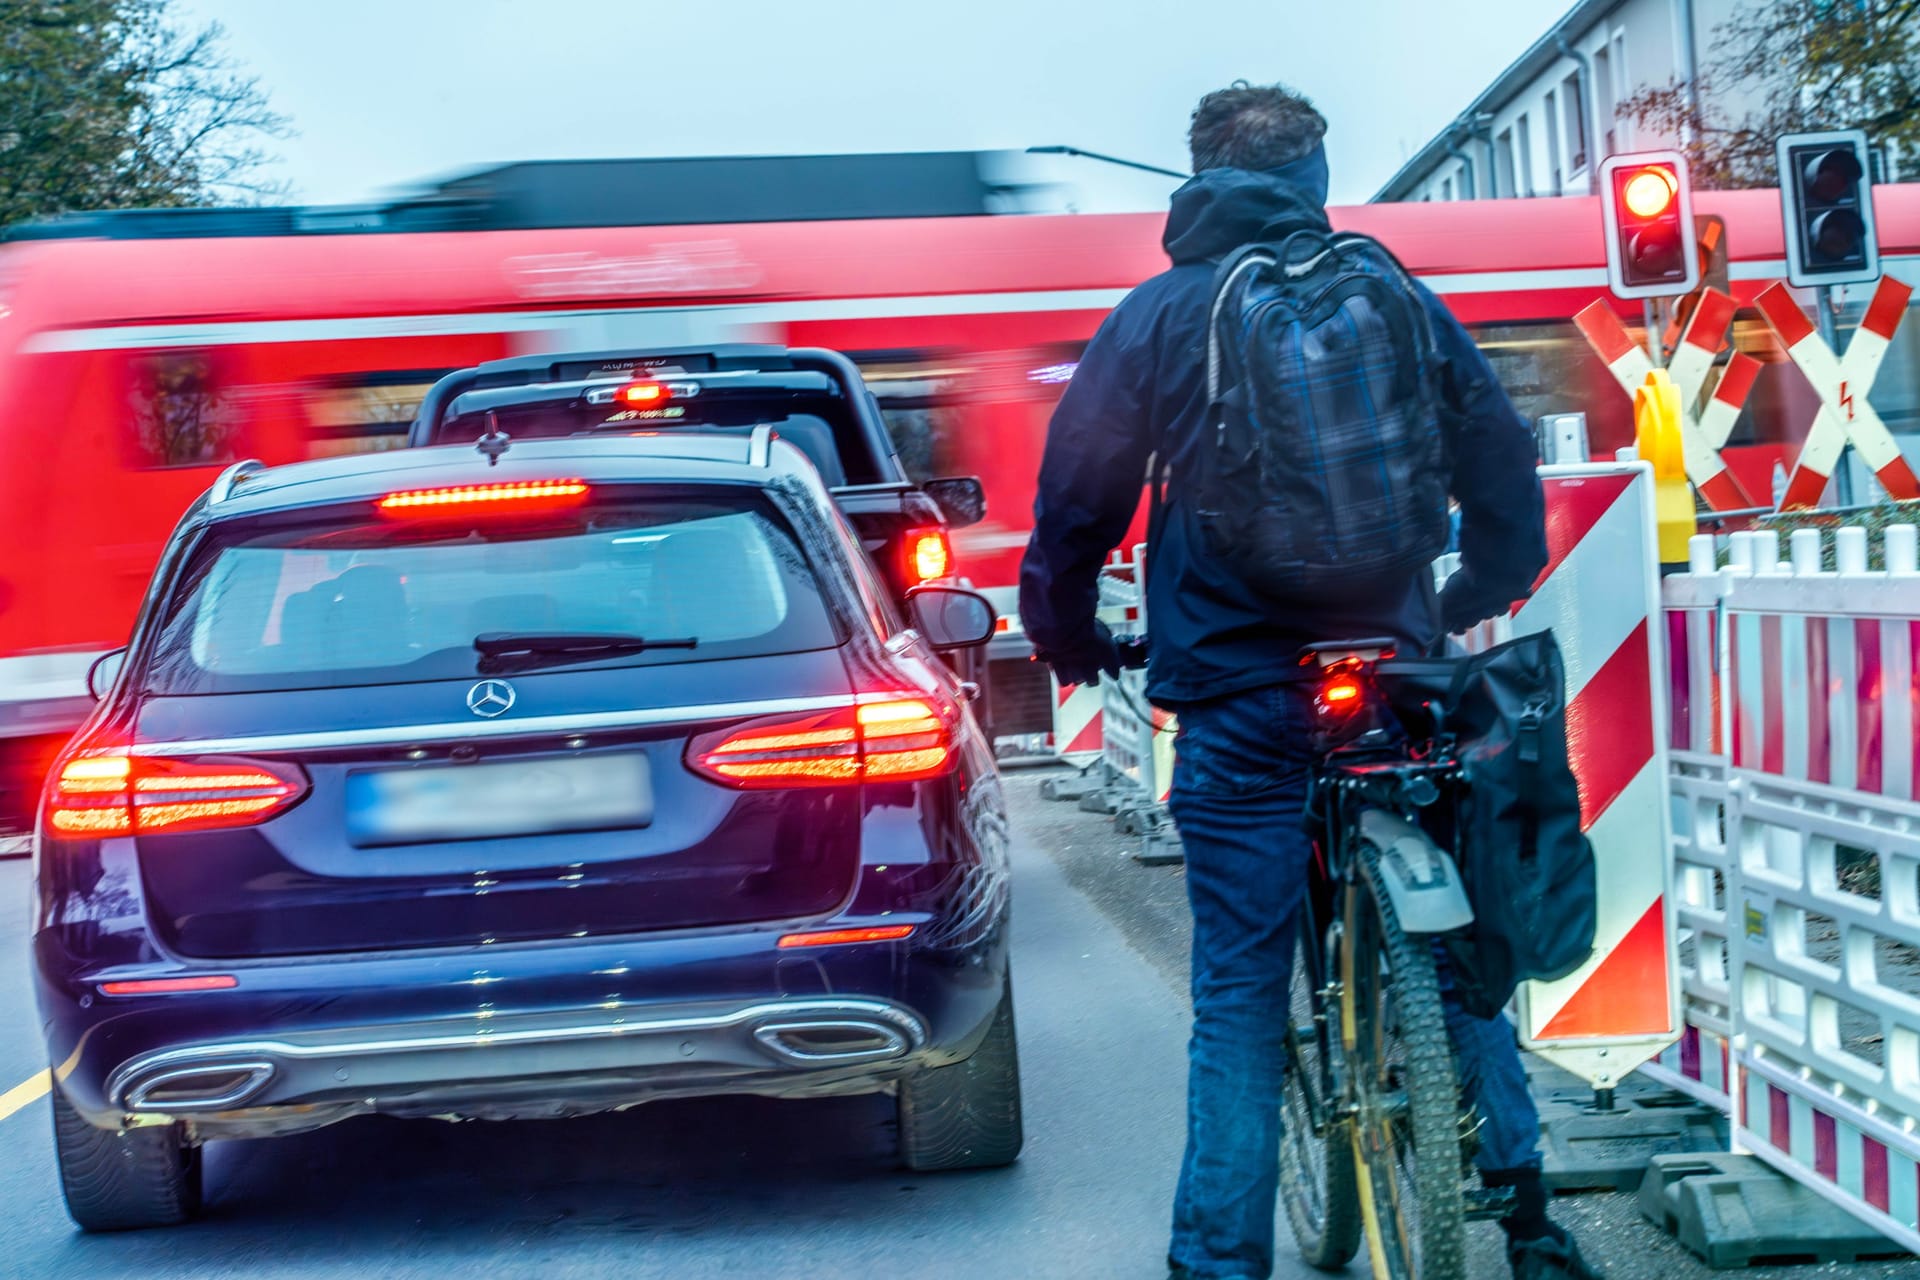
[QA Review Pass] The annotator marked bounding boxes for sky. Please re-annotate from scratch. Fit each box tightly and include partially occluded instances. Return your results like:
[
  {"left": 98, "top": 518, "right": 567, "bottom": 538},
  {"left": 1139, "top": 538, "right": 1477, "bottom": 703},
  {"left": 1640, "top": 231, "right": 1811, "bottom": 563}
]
[{"left": 175, "top": 0, "right": 1564, "bottom": 210}]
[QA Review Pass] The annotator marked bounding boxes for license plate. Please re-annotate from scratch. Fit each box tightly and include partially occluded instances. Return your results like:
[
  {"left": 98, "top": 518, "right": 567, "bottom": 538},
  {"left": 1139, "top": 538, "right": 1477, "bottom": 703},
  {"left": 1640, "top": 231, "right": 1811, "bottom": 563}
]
[{"left": 346, "top": 753, "right": 653, "bottom": 846}]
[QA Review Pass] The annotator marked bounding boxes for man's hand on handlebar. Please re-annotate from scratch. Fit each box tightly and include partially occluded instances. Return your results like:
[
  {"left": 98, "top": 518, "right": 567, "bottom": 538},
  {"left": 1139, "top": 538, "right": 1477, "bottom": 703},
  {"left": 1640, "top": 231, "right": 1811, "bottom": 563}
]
[{"left": 1035, "top": 620, "right": 1140, "bottom": 687}]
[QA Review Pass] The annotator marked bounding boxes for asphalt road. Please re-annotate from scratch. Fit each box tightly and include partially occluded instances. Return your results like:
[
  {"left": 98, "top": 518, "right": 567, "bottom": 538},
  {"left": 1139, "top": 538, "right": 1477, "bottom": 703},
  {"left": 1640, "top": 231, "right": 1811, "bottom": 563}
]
[
  {"left": 0, "top": 772, "right": 1909, "bottom": 1278},
  {"left": 0, "top": 801, "right": 1231, "bottom": 1280}
]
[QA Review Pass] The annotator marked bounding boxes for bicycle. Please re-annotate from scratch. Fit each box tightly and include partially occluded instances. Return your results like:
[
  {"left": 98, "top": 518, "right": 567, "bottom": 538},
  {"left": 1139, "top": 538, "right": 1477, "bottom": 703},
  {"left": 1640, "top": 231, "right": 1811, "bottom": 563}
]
[{"left": 1119, "top": 634, "right": 1503, "bottom": 1280}]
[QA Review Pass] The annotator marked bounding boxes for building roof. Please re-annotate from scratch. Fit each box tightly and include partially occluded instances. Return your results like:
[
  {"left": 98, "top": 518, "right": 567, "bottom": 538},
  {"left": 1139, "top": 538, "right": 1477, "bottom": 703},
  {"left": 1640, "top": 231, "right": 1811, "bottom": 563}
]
[{"left": 1371, "top": 0, "right": 1622, "bottom": 202}]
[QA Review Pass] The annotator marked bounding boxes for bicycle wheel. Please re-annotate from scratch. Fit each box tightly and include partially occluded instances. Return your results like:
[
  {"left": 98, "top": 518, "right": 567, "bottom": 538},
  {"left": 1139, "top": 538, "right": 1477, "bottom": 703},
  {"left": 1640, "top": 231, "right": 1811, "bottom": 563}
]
[
  {"left": 1279, "top": 928, "right": 1362, "bottom": 1269},
  {"left": 1341, "top": 837, "right": 1467, "bottom": 1280}
]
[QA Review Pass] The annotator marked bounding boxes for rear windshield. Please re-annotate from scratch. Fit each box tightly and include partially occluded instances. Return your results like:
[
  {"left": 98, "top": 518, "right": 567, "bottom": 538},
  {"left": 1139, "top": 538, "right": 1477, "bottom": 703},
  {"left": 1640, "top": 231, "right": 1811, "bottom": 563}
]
[{"left": 147, "top": 492, "right": 840, "bottom": 694}]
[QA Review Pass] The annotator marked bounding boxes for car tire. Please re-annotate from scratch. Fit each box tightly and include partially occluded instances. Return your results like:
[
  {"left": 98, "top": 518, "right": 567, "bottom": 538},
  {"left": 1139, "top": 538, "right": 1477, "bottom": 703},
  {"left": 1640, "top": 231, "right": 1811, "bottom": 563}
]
[
  {"left": 897, "top": 976, "right": 1024, "bottom": 1171},
  {"left": 51, "top": 1084, "right": 203, "bottom": 1231}
]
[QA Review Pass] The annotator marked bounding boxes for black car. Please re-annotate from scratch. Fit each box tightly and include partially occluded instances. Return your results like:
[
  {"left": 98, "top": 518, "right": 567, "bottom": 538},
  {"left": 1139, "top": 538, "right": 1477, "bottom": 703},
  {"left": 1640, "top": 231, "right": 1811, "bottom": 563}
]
[{"left": 33, "top": 424, "right": 1017, "bottom": 1231}]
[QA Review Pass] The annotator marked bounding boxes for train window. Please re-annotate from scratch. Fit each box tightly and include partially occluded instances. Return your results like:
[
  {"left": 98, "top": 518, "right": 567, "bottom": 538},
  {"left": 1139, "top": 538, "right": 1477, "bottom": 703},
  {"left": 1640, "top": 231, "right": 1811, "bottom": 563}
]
[
  {"left": 303, "top": 371, "right": 450, "bottom": 459},
  {"left": 858, "top": 355, "right": 971, "bottom": 484},
  {"left": 1467, "top": 321, "right": 1636, "bottom": 457},
  {"left": 127, "top": 351, "right": 242, "bottom": 469}
]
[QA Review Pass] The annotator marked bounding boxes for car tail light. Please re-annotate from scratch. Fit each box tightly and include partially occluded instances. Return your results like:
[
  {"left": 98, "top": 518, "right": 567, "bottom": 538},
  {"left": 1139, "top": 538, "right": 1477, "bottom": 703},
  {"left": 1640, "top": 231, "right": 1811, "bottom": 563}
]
[
  {"left": 99, "top": 975, "right": 239, "bottom": 996},
  {"left": 376, "top": 480, "right": 589, "bottom": 516},
  {"left": 619, "top": 381, "right": 667, "bottom": 403},
  {"left": 777, "top": 924, "right": 915, "bottom": 948},
  {"left": 904, "top": 528, "right": 952, "bottom": 584},
  {"left": 688, "top": 696, "right": 956, "bottom": 789},
  {"left": 46, "top": 749, "right": 308, "bottom": 838}
]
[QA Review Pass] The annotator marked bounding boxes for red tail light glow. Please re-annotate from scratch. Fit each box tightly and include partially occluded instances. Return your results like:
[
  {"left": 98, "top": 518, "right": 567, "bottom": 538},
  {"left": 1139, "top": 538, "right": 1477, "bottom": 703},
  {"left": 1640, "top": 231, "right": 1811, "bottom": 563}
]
[
  {"left": 905, "top": 528, "right": 952, "bottom": 584},
  {"left": 688, "top": 696, "right": 956, "bottom": 788},
  {"left": 47, "top": 751, "right": 307, "bottom": 838},
  {"left": 777, "top": 924, "right": 915, "bottom": 948},
  {"left": 619, "top": 381, "right": 667, "bottom": 403},
  {"left": 99, "top": 975, "right": 239, "bottom": 996},
  {"left": 1322, "top": 677, "right": 1362, "bottom": 705},
  {"left": 376, "top": 480, "right": 589, "bottom": 516}
]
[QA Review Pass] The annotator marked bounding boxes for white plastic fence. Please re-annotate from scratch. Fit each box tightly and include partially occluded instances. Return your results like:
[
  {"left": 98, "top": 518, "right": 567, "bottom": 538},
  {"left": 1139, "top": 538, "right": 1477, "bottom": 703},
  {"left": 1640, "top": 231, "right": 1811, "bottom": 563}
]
[
  {"left": 1649, "top": 523, "right": 1920, "bottom": 1252},
  {"left": 1093, "top": 545, "right": 1178, "bottom": 826}
]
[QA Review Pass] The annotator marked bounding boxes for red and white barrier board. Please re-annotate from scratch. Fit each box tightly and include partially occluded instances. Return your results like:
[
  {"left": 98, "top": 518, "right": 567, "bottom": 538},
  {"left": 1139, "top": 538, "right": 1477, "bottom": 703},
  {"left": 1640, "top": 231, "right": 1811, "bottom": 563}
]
[
  {"left": 1051, "top": 677, "right": 1103, "bottom": 761},
  {"left": 1455, "top": 462, "right": 1681, "bottom": 1088},
  {"left": 1656, "top": 524, "right": 1920, "bottom": 1252}
]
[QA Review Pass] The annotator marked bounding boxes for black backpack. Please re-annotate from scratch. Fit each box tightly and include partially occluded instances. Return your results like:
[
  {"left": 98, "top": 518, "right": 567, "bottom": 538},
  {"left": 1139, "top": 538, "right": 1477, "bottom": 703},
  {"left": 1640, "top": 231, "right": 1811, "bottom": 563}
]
[
  {"left": 1385, "top": 632, "right": 1599, "bottom": 1018},
  {"left": 1193, "top": 228, "right": 1451, "bottom": 606}
]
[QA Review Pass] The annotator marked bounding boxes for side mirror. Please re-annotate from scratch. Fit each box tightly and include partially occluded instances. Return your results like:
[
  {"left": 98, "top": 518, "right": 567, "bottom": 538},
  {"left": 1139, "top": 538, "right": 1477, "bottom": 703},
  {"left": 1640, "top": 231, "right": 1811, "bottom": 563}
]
[
  {"left": 906, "top": 586, "right": 996, "bottom": 650},
  {"left": 87, "top": 648, "right": 128, "bottom": 701},
  {"left": 922, "top": 476, "right": 986, "bottom": 529}
]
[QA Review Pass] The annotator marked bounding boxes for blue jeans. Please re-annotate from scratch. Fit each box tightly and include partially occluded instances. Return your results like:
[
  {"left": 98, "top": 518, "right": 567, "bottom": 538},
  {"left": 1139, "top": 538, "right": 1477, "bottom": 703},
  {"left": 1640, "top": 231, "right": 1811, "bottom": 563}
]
[{"left": 1164, "top": 683, "right": 1542, "bottom": 1280}]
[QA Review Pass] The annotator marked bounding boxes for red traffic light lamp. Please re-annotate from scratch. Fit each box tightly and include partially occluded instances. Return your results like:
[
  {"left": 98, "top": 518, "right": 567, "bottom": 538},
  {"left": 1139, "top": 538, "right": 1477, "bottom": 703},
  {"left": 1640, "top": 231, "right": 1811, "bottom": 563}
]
[{"left": 1599, "top": 152, "right": 1701, "bottom": 300}]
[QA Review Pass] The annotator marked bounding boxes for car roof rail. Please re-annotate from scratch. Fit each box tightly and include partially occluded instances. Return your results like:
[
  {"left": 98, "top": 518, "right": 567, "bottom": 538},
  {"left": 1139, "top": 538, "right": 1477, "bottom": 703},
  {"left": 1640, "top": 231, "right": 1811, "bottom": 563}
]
[
  {"left": 208, "top": 459, "right": 267, "bottom": 505},
  {"left": 748, "top": 424, "right": 774, "bottom": 469}
]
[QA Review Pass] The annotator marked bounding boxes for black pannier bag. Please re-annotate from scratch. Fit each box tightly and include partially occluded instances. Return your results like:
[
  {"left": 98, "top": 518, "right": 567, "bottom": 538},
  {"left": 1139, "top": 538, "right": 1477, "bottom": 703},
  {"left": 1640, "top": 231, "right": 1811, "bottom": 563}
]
[{"left": 1384, "top": 630, "right": 1598, "bottom": 1018}]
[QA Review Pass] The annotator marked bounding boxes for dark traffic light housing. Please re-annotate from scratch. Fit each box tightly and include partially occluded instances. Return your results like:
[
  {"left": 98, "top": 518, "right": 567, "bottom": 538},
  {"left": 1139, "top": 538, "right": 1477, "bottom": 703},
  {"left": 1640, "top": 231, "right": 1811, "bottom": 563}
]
[
  {"left": 1599, "top": 151, "right": 1701, "bottom": 299},
  {"left": 1777, "top": 129, "right": 1879, "bottom": 287}
]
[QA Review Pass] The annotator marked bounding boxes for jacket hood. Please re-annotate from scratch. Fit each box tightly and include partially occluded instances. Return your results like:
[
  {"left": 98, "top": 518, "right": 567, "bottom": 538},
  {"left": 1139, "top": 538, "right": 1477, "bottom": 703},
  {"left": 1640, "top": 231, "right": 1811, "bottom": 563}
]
[{"left": 1161, "top": 143, "right": 1331, "bottom": 265}]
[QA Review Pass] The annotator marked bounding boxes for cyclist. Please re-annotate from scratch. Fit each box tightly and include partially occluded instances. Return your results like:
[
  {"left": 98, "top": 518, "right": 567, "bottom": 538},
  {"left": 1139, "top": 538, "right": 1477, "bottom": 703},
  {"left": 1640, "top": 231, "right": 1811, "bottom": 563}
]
[{"left": 1019, "top": 82, "right": 1603, "bottom": 1280}]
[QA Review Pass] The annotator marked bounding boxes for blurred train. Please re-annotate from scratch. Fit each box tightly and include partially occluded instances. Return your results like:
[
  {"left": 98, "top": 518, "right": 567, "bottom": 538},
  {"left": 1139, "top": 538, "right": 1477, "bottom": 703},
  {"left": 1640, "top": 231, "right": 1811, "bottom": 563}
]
[{"left": 2, "top": 149, "right": 1918, "bottom": 832}]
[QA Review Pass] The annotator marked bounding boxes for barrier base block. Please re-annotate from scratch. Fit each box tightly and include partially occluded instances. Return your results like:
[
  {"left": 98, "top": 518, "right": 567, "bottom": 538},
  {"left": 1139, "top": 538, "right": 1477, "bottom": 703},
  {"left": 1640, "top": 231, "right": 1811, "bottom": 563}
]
[
  {"left": 1535, "top": 1089, "right": 1726, "bottom": 1192},
  {"left": 1637, "top": 1153, "right": 1913, "bottom": 1268},
  {"left": 1132, "top": 821, "right": 1184, "bottom": 867},
  {"left": 1037, "top": 771, "right": 1103, "bottom": 803}
]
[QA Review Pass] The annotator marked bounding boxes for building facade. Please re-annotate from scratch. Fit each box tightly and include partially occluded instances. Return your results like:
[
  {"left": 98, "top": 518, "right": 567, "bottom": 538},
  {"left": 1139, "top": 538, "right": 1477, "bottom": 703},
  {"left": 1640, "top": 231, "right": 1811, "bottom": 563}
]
[{"left": 1374, "top": 0, "right": 1747, "bottom": 203}]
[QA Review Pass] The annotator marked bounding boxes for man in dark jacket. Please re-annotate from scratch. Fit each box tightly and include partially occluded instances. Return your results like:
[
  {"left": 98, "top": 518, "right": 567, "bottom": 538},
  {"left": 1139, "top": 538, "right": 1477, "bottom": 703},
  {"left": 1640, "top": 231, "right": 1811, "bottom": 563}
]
[{"left": 1019, "top": 84, "right": 1601, "bottom": 1280}]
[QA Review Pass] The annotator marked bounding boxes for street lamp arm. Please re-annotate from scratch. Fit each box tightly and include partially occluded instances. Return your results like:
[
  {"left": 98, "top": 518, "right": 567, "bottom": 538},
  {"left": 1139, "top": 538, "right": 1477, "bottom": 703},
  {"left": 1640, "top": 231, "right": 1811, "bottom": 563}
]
[{"left": 1026, "top": 145, "right": 1189, "bottom": 180}]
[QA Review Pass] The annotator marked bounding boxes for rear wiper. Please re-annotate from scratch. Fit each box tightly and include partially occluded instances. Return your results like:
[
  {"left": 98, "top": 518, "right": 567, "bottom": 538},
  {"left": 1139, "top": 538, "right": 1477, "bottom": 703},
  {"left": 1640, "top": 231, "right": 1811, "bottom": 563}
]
[{"left": 473, "top": 631, "right": 698, "bottom": 673}]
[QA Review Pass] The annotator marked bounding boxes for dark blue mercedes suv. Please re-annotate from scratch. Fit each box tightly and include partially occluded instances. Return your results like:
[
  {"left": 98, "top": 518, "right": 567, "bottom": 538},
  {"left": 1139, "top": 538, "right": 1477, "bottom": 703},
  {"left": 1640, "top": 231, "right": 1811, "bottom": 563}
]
[{"left": 33, "top": 424, "right": 1016, "bottom": 1231}]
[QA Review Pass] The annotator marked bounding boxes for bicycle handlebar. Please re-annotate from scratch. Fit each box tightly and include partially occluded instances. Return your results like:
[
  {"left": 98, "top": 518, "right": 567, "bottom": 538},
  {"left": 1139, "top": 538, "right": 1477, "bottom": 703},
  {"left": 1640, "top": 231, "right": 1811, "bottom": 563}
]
[{"left": 1114, "top": 634, "right": 1150, "bottom": 670}]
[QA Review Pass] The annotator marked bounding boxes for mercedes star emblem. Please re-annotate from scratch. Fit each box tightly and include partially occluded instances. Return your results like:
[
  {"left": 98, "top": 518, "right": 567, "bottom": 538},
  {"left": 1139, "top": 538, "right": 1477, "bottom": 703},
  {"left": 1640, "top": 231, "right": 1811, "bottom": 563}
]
[{"left": 466, "top": 679, "right": 516, "bottom": 718}]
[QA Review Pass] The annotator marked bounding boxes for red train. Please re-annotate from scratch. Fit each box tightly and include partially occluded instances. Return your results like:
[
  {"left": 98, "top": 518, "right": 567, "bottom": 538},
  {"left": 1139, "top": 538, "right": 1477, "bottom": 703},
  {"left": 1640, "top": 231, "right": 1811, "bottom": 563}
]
[{"left": 1, "top": 155, "right": 1914, "bottom": 829}]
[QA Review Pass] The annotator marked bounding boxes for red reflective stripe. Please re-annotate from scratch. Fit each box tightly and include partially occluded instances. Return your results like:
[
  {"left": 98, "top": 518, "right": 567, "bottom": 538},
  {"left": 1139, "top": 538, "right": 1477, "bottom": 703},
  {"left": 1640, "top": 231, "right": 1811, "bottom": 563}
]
[
  {"left": 1573, "top": 300, "right": 1640, "bottom": 367},
  {"left": 1808, "top": 620, "right": 1831, "bottom": 785},
  {"left": 1057, "top": 685, "right": 1077, "bottom": 707},
  {"left": 1696, "top": 468, "right": 1754, "bottom": 511},
  {"left": 1770, "top": 1079, "right": 1792, "bottom": 1152},
  {"left": 1731, "top": 614, "right": 1751, "bottom": 769},
  {"left": 1761, "top": 615, "right": 1785, "bottom": 775},
  {"left": 1063, "top": 715, "right": 1102, "bottom": 756},
  {"left": 1781, "top": 464, "right": 1831, "bottom": 511},
  {"left": 1681, "top": 289, "right": 1736, "bottom": 351},
  {"left": 1813, "top": 1109, "right": 1839, "bottom": 1180},
  {"left": 1538, "top": 473, "right": 1635, "bottom": 592},
  {"left": 1667, "top": 610, "right": 1692, "bottom": 752},
  {"left": 1874, "top": 455, "right": 1920, "bottom": 501},
  {"left": 1712, "top": 352, "right": 1762, "bottom": 407},
  {"left": 1862, "top": 276, "right": 1914, "bottom": 340},
  {"left": 1757, "top": 282, "right": 1816, "bottom": 348},
  {"left": 1858, "top": 620, "right": 1884, "bottom": 794},
  {"left": 1863, "top": 1138, "right": 1891, "bottom": 1212},
  {"left": 1565, "top": 618, "right": 1654, "bottom": 829},
  {"left": 1537, "top": 897, "right": 1671, "bottom": 1039},
  {"left": 1710, "top": 611, "right": 1725, "bottom": 757}
]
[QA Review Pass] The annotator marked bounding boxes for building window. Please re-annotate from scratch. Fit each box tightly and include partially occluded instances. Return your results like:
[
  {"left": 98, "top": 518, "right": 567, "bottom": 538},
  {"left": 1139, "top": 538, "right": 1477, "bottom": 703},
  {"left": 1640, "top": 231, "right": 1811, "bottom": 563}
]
[
  {"left": 1495, "top": 128, "right": 1517, "bottom": 199},
  {"left": 1562, "top": 71, "right": 1588, "bottom": 174},
  {"left": 1545, "top": 89, "right": 1563, "bottom": 190},
  {"left": 1441, "top": 174, "right": 1454, "bottom": 201},
  {"left": 1611, "top": 33, "right": 1629, "bottom": 149},
  {"left": 1516, "top": 113, "right": 1535, "bottom": 196},
  {"left": 1594, "top": 46, "right": 1615, "bottom": 158}
]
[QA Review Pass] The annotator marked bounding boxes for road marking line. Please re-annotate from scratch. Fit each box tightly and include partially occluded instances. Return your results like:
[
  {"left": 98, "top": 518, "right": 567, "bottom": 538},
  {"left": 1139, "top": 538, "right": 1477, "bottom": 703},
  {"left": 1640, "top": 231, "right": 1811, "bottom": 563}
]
[{"left": 0, "top": 1071, "right": 50, "bottom": 1121}]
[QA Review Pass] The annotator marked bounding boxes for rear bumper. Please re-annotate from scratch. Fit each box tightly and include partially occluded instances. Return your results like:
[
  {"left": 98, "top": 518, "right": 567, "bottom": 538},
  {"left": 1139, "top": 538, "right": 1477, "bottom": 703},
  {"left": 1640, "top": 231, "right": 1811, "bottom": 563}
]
[
  {"left": 93, "top": 996, "right": 932, "bottom": 1137},
  {"left": 41, "top": 917, "right": 1009, "bottom": 1137}
]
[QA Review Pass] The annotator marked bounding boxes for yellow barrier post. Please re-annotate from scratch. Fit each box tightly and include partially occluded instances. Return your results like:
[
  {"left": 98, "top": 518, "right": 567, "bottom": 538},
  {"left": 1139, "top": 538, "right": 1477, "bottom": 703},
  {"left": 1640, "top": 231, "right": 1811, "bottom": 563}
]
[{"left": 1635, "top": 368, "right": 1695, "bottom": 567}]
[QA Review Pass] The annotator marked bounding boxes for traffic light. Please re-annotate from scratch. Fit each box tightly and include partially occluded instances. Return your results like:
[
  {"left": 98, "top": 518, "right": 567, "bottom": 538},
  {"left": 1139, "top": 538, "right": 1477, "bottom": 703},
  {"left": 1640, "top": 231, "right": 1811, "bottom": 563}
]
[
  {"left": 1777, "top": 129, "right": 1879, "bottom": 287},
  {"left": 1599, "top": 151, "right": 1701, "bottom": 299}
]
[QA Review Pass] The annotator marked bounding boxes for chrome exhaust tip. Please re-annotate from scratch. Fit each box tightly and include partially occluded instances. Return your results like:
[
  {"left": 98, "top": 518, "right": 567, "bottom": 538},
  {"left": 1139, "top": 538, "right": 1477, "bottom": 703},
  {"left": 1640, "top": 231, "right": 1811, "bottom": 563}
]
[
  {"left": 121, "top": 1061, "right": 276, "bottom": 1111},
  {"left": 751, "top": 1018, "right": 912, "bottom": 1066}
]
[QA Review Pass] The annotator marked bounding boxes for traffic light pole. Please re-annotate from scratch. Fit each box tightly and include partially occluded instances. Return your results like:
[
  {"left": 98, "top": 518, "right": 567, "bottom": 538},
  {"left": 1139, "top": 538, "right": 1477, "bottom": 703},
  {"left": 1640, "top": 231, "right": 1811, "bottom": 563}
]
[{"left": 1815, "top": 284, "right": 1858, "bottom": 505}]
